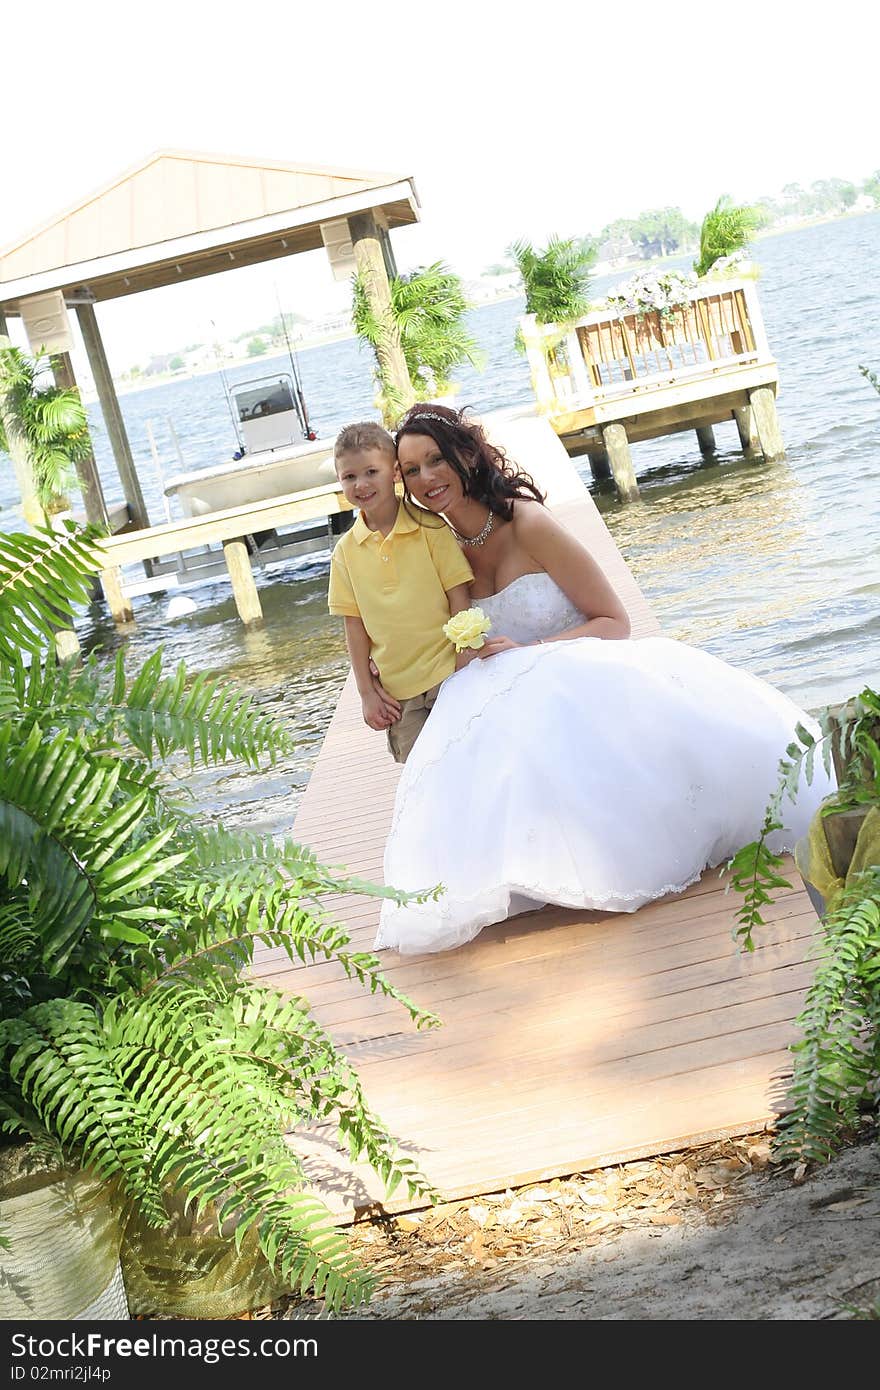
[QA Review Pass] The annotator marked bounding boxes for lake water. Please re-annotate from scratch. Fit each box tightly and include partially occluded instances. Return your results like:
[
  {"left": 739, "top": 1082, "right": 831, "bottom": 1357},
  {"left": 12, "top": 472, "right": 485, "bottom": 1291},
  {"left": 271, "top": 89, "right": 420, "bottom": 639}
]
[{"left": 2, "top": 213, "right": 879, "bottom": 831}]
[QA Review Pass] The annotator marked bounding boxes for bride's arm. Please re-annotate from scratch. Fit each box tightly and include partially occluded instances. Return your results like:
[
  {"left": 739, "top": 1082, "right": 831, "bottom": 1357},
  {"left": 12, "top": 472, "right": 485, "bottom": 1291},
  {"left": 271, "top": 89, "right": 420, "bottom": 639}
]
[{"left": 487, "top": 502, "right": 630, "bottom": 652}]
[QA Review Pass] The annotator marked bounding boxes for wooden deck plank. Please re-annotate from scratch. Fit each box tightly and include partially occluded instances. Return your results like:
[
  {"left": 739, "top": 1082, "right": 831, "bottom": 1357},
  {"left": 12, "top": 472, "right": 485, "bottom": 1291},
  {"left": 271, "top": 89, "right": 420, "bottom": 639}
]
[{"left": 255, "top": 414, "right": 816, "bottom": 1221}]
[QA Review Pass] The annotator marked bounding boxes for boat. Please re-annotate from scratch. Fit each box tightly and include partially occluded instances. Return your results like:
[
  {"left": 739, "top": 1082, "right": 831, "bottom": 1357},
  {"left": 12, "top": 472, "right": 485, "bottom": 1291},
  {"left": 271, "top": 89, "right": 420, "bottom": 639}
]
[{"left": 163, "top": 370, "right": 338, "bottom": 518}]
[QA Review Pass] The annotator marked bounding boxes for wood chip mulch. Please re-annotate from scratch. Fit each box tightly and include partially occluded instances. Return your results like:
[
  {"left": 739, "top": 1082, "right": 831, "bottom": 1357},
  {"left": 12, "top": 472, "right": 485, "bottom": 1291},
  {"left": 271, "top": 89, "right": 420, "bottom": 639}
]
[{"left": 273, "top": 1128, "right": 784, "bottom": 1317}]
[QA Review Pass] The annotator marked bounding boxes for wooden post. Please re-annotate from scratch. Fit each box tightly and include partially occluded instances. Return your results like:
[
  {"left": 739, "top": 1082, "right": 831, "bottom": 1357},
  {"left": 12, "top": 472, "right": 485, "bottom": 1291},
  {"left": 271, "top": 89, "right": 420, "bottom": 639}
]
[
  {"left": 565, "top": 327, "right": 594, "bottom": 402},
  {"left": 695, "top": 425, "right": 716, "bottom": 455},
  {"left": 348, "top": 212, "right": 414, "bottom": 422},
  {"left": 740, "top": 280, "right": 770, "bottom": 358},
  {"left": 54, "top": 628, "right": 81, "bottom": 663},
  {"left": 733, "top": 405, "right": 758, "bottom": 455},
  {"left": 223, "top": 538, "right": 263, "bottom": 624},
  {"left": 51, "top": 353, "right": 110, "bottom": 528},
  {"left": 587, "top": 448, "right": 612, "bottom": 482},
  {"left": 520, "top": 314, "right": 557, "bottom": 412},
  {"left": 76, "top": 303, "right": 151, "bottom": 531},
  {"left": 100, "top": 565, "right": 134, "bottom": 626},
  {"left": 749, "top": 386, "right": 785, "bottom": 461},
  {"left": 601, "top": 423, "right": 639, "bottom": 501},
  {"left": 377, "top": 224, "right": 399, "bottom": 281}
]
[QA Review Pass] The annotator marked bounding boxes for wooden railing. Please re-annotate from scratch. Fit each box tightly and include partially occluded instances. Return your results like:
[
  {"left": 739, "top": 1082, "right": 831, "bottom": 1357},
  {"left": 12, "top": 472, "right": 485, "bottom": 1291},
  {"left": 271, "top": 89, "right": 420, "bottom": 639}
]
[{"left": 521, "top": 278, "right": 774, "bottom": 414}]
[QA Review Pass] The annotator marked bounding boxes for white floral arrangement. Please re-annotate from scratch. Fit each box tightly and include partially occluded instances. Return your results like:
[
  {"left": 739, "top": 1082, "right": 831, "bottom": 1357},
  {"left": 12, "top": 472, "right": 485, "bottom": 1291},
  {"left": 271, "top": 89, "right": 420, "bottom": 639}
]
[
  {"left": 443, "top": 607, "right": 491, "bottom": 652},
  {"left": 606, "top": 268, "right": 698, "bottom": 320},
  {"left": 703, "top": 248, "right": 759, "bottom": 280}
]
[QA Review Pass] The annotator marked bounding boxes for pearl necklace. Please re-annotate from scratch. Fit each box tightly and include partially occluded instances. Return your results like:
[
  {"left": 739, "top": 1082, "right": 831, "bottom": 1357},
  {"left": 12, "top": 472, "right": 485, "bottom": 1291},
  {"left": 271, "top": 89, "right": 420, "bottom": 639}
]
[{"left": 448, "top": 510, "right": 494, "bottom": 547}]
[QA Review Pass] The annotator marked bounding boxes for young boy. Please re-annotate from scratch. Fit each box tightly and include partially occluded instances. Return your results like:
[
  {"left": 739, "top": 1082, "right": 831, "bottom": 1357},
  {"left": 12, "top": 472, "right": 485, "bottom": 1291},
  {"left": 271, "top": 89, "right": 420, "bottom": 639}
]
[{"left": 328, "top": 421, "right": 473, "bottom": 762}]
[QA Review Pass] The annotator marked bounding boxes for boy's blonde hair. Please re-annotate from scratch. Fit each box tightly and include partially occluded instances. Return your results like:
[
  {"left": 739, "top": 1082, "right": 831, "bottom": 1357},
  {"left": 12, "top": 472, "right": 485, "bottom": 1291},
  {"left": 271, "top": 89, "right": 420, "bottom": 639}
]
[{"left": 334, "top": 421, "right": 396, "bottom": 462}]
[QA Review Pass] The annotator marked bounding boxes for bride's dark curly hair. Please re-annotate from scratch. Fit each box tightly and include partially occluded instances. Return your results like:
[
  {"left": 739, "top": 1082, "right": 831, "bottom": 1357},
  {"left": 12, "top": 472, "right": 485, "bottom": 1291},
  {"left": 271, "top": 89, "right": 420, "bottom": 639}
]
[{"left": 395, "top": 403, "right": 545, "bottom": 521}]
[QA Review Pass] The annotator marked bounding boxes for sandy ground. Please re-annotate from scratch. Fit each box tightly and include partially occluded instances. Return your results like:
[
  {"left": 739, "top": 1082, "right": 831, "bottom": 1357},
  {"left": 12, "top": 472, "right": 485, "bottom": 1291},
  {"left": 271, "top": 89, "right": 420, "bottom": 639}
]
[{"left": 279, "top": 1127, "right": 880, "bottom": 1321}]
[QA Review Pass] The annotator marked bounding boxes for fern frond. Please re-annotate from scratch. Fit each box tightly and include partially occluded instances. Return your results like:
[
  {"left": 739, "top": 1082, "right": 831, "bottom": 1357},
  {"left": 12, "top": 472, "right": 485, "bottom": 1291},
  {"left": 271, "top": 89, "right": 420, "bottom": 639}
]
[
  {"left": 0, "top": 524, "right": 103, "bottom": 659},
  {"left": 0, "top": 522, "right": 438, "bottom": 1310},
  {"left": 1, "top": 1001, "right": 167, "bottom": 1224},
  {"left": 122, "top": 658, "right": 295, "bottom": 768},
  {"left": 773, "top": 878, "right": 880, "bottom": 1166}
]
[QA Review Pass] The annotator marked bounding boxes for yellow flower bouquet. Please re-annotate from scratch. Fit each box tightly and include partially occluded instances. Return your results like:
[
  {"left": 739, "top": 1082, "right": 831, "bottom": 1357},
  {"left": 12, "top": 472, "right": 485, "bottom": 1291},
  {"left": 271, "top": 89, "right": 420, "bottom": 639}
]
[{"left": 443, "top": 606, "right": 491, "bottom": 652}]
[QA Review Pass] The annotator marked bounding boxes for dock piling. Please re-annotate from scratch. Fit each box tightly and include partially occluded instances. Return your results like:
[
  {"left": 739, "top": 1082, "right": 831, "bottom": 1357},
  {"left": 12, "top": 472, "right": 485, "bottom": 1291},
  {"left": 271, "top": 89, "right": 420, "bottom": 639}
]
[
  {"left": 695, "top": 425, "right": 716, "bottom": 456},
  {"left": 587, "top": 447, "right": 612, "bottom": 483},
  {"left": 601, "top": 423, "right": 639, "bottom": 501},
  {"left": 54, "top": 628, "right": 81, "bottom": 663},
  {"left": 100, "top": 565, "right": 134, "bottom": 626},
  {"left": 749, "top": 386, "right": 785, "bottom": 461},
  {"left": 223, "top": 538, "right": 264, "bottom": 625},
  {"left": 733, "top": 405, "right": 759, "bottom": 455}
]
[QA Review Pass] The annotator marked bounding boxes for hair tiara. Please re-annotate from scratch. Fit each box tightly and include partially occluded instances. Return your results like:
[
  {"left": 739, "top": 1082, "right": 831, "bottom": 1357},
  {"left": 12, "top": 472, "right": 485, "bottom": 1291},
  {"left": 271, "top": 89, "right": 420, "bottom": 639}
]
[{"left": 401, "top": 410, "right": 458, "bottom": 428}]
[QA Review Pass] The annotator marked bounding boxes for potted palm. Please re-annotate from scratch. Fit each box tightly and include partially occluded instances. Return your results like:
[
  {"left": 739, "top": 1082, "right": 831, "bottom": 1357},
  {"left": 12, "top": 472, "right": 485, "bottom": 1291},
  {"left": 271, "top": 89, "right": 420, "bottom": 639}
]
[
  {"left": 352, "top": 261, "right": 484, "bottom": 423},
  {"left": 693, "top": 195, "right": 765, "bottom": 279},
  {"left": 0, "top": 523, "right": 438, "bottom": 1318},
  {"left": 0, "top": 340, "right": 91, "bottom": 525},
  {"left": 510, "top": 236, "right": 596, "bottom": 399}
]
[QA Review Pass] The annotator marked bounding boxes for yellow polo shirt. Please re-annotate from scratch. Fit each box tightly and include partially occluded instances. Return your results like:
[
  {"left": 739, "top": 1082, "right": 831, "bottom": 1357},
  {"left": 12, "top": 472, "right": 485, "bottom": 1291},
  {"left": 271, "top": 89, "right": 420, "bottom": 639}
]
[{"left": 328, "top": 503, "right": 473, "bottom": 699}]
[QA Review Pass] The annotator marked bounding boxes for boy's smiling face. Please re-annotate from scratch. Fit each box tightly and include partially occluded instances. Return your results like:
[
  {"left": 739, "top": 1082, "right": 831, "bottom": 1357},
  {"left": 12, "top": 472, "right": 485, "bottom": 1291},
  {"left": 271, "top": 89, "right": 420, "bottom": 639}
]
[{"left": 335, "top": 446, "right": 398, "bottom": 512}]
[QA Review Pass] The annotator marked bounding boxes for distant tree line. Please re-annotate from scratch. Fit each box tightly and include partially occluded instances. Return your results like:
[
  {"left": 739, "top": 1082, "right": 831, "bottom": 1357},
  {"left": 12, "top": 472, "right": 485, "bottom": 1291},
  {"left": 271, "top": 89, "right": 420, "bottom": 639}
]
[
  {"left": 486, "top": 169, "right": 880, "bottom": 278},
  {"left": 757, "top": 174, "right": 878, "bottom": 220}
]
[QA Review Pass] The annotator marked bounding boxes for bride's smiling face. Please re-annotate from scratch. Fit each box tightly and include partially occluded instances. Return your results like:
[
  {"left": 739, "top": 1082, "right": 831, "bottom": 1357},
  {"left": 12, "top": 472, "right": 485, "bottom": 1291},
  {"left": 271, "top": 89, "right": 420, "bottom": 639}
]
[{"left": 397, "top": 432, "right": 466, "bottom": 512}]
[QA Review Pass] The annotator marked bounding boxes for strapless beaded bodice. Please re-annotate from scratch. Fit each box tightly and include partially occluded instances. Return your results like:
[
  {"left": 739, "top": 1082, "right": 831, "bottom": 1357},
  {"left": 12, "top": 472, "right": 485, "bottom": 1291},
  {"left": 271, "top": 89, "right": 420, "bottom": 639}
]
[{"left": 476, "top": 572, "right": 585, "bottom": 644}]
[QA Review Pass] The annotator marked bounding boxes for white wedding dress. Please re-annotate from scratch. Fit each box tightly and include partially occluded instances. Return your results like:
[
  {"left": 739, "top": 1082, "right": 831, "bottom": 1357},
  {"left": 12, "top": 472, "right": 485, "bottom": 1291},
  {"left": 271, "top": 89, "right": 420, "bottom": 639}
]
[{"left": 375, "top": 572, "right": 834, "bottom": 955}]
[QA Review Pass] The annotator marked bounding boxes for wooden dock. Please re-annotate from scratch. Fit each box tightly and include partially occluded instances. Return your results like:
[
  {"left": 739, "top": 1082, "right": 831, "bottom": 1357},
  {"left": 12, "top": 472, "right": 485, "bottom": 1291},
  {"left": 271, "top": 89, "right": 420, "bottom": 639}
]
[
  {"left": 252, "top": 414, "right": 816, "bottom": 1219},
  {"left": 96, "top": 481, "right": 353, "bottom": 627},
  {"left": 521, "top": 277, "right": 785, "bottom": 501}
]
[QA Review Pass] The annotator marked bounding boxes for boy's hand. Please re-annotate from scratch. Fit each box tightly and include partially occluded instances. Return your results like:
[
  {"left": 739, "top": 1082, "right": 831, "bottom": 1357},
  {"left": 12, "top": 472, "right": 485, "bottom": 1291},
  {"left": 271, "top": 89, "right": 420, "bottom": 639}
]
[{"left": 361, "top": 684, "right": 401, "bottom": 731}]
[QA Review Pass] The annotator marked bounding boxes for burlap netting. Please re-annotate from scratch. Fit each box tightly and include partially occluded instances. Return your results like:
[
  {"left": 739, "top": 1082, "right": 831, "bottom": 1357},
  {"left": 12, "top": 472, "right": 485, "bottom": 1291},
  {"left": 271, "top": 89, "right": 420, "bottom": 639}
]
[
  {"left": 795, "top": 805, "right": 880, "bottom": 912},
  {"left": 0, "top": 1151, "right": 289, "bottom": 1319},
  {"left": 121, "top": 1204, "right": 288, "bottom": 1318},
  {"left": 0, "top": 1162, "right": 128, "bottom": 1320}
]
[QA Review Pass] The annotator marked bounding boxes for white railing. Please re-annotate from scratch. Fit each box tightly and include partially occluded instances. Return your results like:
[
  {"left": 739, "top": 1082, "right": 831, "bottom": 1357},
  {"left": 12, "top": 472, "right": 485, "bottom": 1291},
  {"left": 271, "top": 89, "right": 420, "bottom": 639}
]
[{"left": 521, "top": 278, "right": 773, "bottom": 414}]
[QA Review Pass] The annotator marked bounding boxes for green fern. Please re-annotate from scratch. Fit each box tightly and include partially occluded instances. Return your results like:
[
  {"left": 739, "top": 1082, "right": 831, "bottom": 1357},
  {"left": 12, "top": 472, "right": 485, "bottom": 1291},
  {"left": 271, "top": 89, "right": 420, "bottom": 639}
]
[
  {"left": 0, "top": 523, "right": 440, "bottom": 1312},
  {"left": 0, "top": 523, "right": 104, "bottom": 660},
  {"left": 774, "top": 878, "right": 880, "bottom": 1165},
  {"left": 729, "top": 697, "right": 878, "bottom": 946},
  {"left": 732, "top": 688, "right": 880, "bottom": 1173}
]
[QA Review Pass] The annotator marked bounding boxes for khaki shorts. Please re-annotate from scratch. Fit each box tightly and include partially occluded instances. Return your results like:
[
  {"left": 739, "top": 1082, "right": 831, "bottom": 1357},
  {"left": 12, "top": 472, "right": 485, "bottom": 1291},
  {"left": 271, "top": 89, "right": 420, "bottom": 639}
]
[{"left": 387, "top": 681, "right": 443, "bottom": 763}]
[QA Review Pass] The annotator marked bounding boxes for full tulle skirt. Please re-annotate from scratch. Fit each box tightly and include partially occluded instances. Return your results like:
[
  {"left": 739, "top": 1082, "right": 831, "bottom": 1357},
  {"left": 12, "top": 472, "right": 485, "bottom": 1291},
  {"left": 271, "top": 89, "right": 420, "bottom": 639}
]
[{"left": 376, "top": 637, "right": 834, "bottom": 955}]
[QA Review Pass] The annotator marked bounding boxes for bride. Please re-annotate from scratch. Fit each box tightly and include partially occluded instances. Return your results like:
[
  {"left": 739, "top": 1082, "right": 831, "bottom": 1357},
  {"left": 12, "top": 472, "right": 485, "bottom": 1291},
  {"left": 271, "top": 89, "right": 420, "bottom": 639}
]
[{"left": 375, "top": 404, "right": 833, "bottom": 955}]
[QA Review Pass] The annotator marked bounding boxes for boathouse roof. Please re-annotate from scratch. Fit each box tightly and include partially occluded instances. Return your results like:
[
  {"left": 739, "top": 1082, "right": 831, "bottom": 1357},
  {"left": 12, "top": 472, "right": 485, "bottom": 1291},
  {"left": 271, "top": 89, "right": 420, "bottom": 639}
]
[{"left": 0, "top": 149, "right": 420, "bottom": 306}]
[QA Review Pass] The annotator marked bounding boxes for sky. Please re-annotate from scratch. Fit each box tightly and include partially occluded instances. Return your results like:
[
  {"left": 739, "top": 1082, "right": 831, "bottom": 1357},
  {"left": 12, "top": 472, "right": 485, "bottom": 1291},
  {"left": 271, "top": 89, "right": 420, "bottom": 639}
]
[{"left": 1, "top": 0, "right": 877, "bottom": 368}]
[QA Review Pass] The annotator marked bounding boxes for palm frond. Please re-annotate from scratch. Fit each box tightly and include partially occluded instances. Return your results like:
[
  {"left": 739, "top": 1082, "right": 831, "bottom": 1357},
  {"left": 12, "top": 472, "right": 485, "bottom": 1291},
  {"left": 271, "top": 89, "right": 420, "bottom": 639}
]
[
  {"left": 694, "top": 195, "right": 765, "bottom": 277},
  {"left": 509, "top": 236, "right": 595, "bottom": 325},
  {"left": 352, "top": 261, "right": 483, "bottom": 400},
  {"left": 0, "top": 346, "right": 91, "bottom": 506}
]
